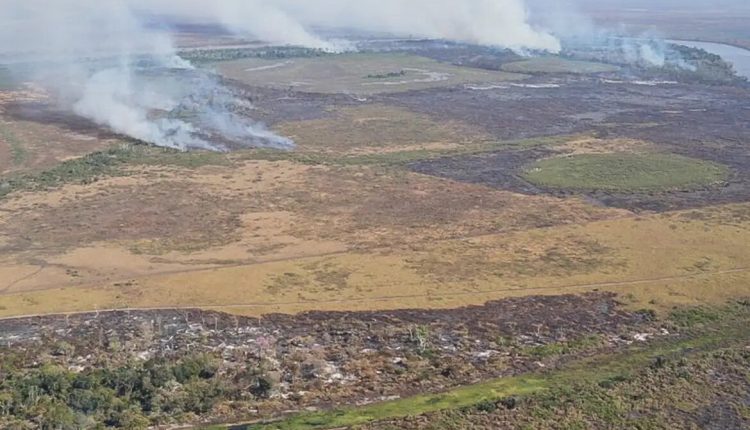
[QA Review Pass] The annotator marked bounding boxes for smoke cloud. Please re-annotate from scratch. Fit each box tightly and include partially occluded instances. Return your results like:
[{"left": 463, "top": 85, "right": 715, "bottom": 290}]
[
  {"left": 0, "top": 0, "right": 559, "bottom": 151},
  {"left": 134, "top": 0, "right": 560, "bottom": 53},
  {"left": 0, "top": 0, "right": 298, "bottom": 151}
]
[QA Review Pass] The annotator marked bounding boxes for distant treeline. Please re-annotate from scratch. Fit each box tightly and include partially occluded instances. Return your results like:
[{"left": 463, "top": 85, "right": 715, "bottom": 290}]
[
  {"left": 564, "top": 43, "right": 745, "bottom": 85},
  {"left": 179, "top": 46, "right": 330, "bottom": 63},
  {"left": 365, "top": 70, "right": 407, "bottom": 79},
  {"left": 662, "top": 44, "right": 746, "bottom": 84}
]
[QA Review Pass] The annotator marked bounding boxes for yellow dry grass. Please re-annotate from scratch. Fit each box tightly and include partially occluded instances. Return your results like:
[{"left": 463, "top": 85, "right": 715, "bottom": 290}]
[
  {"left": 2, "top": 202, "right": 750, "bottom": 318},
  {"left": 0, "top": 156, "right": 622, "bottom": 295},
  {"left": 276, "top": 104, "right": 491, "bottom": 153}
]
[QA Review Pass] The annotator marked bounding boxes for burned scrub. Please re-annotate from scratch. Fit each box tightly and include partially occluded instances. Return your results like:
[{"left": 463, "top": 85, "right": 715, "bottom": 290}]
[
  {"left": 400, "top": 78, "right": 750, "bottom": 212},
  {"left": 0, "top": 293, "right": 657, "bottom": 427}
]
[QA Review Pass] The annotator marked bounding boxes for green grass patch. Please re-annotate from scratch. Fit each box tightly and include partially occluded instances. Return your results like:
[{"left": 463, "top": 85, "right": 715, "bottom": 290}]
[
  {"left": 669, "top": 306, "right": 721, "bottom": 328},
  {"left": 0, "top": 143, "right": 231, "bottom": 199},
  {"left": 523, "top": 334, "right": 604, "bottom": 359},
  {"left": 501, "top": 57, "right": 619, "bottom": 74},
  {"left": 248, "top": 376, "right": 547, "bottom": 430},
  {"left": 521, "top": 152, "right": 729, "bottom": 192}
]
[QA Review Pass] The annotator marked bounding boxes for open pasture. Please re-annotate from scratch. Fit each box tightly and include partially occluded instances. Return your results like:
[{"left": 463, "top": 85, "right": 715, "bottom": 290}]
[{"left": 216, "top": 53, "right": 525, "bottom": 95}]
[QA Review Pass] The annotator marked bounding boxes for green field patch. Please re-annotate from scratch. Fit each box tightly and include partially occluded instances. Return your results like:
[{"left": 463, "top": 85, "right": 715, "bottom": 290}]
[
  {"left": 521, "top": 153, "right": 729, "bottom": 192},
  {"left": 501, "top": 57, "right": 619, "bottom": 74}
]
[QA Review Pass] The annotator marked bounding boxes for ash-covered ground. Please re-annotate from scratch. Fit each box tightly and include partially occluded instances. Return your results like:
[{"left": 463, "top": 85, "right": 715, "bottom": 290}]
[{"left": 0, "top": 293, "right": 659, "bottom": 424}]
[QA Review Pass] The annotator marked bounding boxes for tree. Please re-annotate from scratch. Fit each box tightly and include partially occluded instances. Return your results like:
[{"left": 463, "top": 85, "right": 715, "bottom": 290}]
[
  {"left": 114, "top": 408, "right": 149, "bottom": 430},
  {"left": 35, "top": 398, "right": 76, "bottom": 430}
]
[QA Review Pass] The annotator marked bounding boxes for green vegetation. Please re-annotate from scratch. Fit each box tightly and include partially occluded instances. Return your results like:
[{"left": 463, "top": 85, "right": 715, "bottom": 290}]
[
  {"left": 0, "top": 135, "right": 563, "bottom": 199},
  {"left": 522, "top": 152, "right": 729, "bottom": 192},
  {"left": 0, "top": 353, "right": 273, "bottom": 429},
  {"left": 388, "top": 345, "right": 750, "bottom": 430},
  {"left": 179, "top": 46, "right": 329, "bottom": 64},
  {"left": 501, "top": 57, "right": 619, "bottom": 74},
  {"left": 249, "top": 376, "right": 546, "bottom": 430},
  {"left": 523, "top": 334, "right": 604, "bottom": 359},
  {"left": 663, "top": 45, "right": 747, "bottom": 84},
  {"left": 0, "top": 143, "right": 230, "bottom": 198},
  {"left": 365, "top": 70, "right": 407, "bottom": 79},
  {"left": 669, "top": 306, "right": 721, "bottom": 328}
]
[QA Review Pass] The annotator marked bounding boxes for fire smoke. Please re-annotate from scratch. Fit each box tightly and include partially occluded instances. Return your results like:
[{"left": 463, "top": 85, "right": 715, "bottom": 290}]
[{"left": 0, "top": 0, "right": 560, "bottom": 151}]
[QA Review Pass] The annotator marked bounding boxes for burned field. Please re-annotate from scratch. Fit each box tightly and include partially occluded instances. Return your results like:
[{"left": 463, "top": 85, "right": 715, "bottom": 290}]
[
  {"left": 401, "top": 78, "right": 750, "bottom": 212},
  {"left": 3, "top": 293, "right": 749, "bottom": 429},
  {"left": 0, "top": 293, "right": 662, "bottom": 427}
]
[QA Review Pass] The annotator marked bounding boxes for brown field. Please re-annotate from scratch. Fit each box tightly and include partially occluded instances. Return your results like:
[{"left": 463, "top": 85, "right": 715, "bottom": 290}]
[
  {"left": 276, "top": 104, "right": 492, "bottom": 153},
  {"left": 0, "top": 89, "right": 115, "bottom": 175}
]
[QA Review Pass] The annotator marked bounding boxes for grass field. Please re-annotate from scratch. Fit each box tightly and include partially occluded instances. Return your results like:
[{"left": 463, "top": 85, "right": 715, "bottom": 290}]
[
  {"left": 1, "top": 123, "right": 749, "bottom": 319},
  {"left": 276, "top": 104, "right": 492, "bottom": 152},
  {"left": 0, "top": 117, "right": 113, "bottom": 176},
  {"left": 2, "top": 200, "right": 750, "bottom": 318},
  {"left": 216, "top": 53, "right": 525, "bottom": 95},
  {"left": 501, "top": 57, "right": 619, "bottom": 74},
  {"left": 0, "top": 103, "right": 748, "bottom": 323},
  {"left": 522, "top": 152, "right": 729, "bottom": 192}
]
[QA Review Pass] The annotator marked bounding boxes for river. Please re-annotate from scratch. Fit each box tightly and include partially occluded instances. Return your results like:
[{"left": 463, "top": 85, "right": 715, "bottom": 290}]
[{"left": 668, "top": 39, "right": 750, "bottom": 79}]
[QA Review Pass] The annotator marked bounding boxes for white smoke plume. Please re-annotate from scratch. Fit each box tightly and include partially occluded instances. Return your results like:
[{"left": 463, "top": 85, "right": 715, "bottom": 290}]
[
  {"left": 527, "top": 0, "right": 702, "bottom": 69},
  {"left": 0, "top": 0, "right": 295, "bottom": 151},
  {"left": 0, "top": 0, "right": 558, "bottom": 151},
  {"left": 134, "top": 0, "right": 561, "bottom": 53}
]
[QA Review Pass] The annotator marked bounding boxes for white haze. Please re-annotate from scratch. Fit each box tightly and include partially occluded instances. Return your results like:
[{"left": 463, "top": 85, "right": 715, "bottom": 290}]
[
  {"left": 147, "top": 0, "right": 560, "bottom": 53},
  {"left": 0, "top": 0, "right": 560, "bottom": 151},
  {"left": 0, "top": 0, "right": 299, "bottom": 151},
  {"left": 527, "top": 0, "right": 693, "bottom": 68}
]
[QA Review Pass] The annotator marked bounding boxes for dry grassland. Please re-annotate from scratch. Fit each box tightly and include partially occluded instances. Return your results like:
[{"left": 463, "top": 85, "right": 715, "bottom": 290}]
[
  {"left": 2, "top": 200, "right": 749, "bottom": 318},
  {"left": 277, "top": 104, "right": 491, "bottom": 153},
  {"left": 1, "top": 104, "right": 748, "bottom": 319}
]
